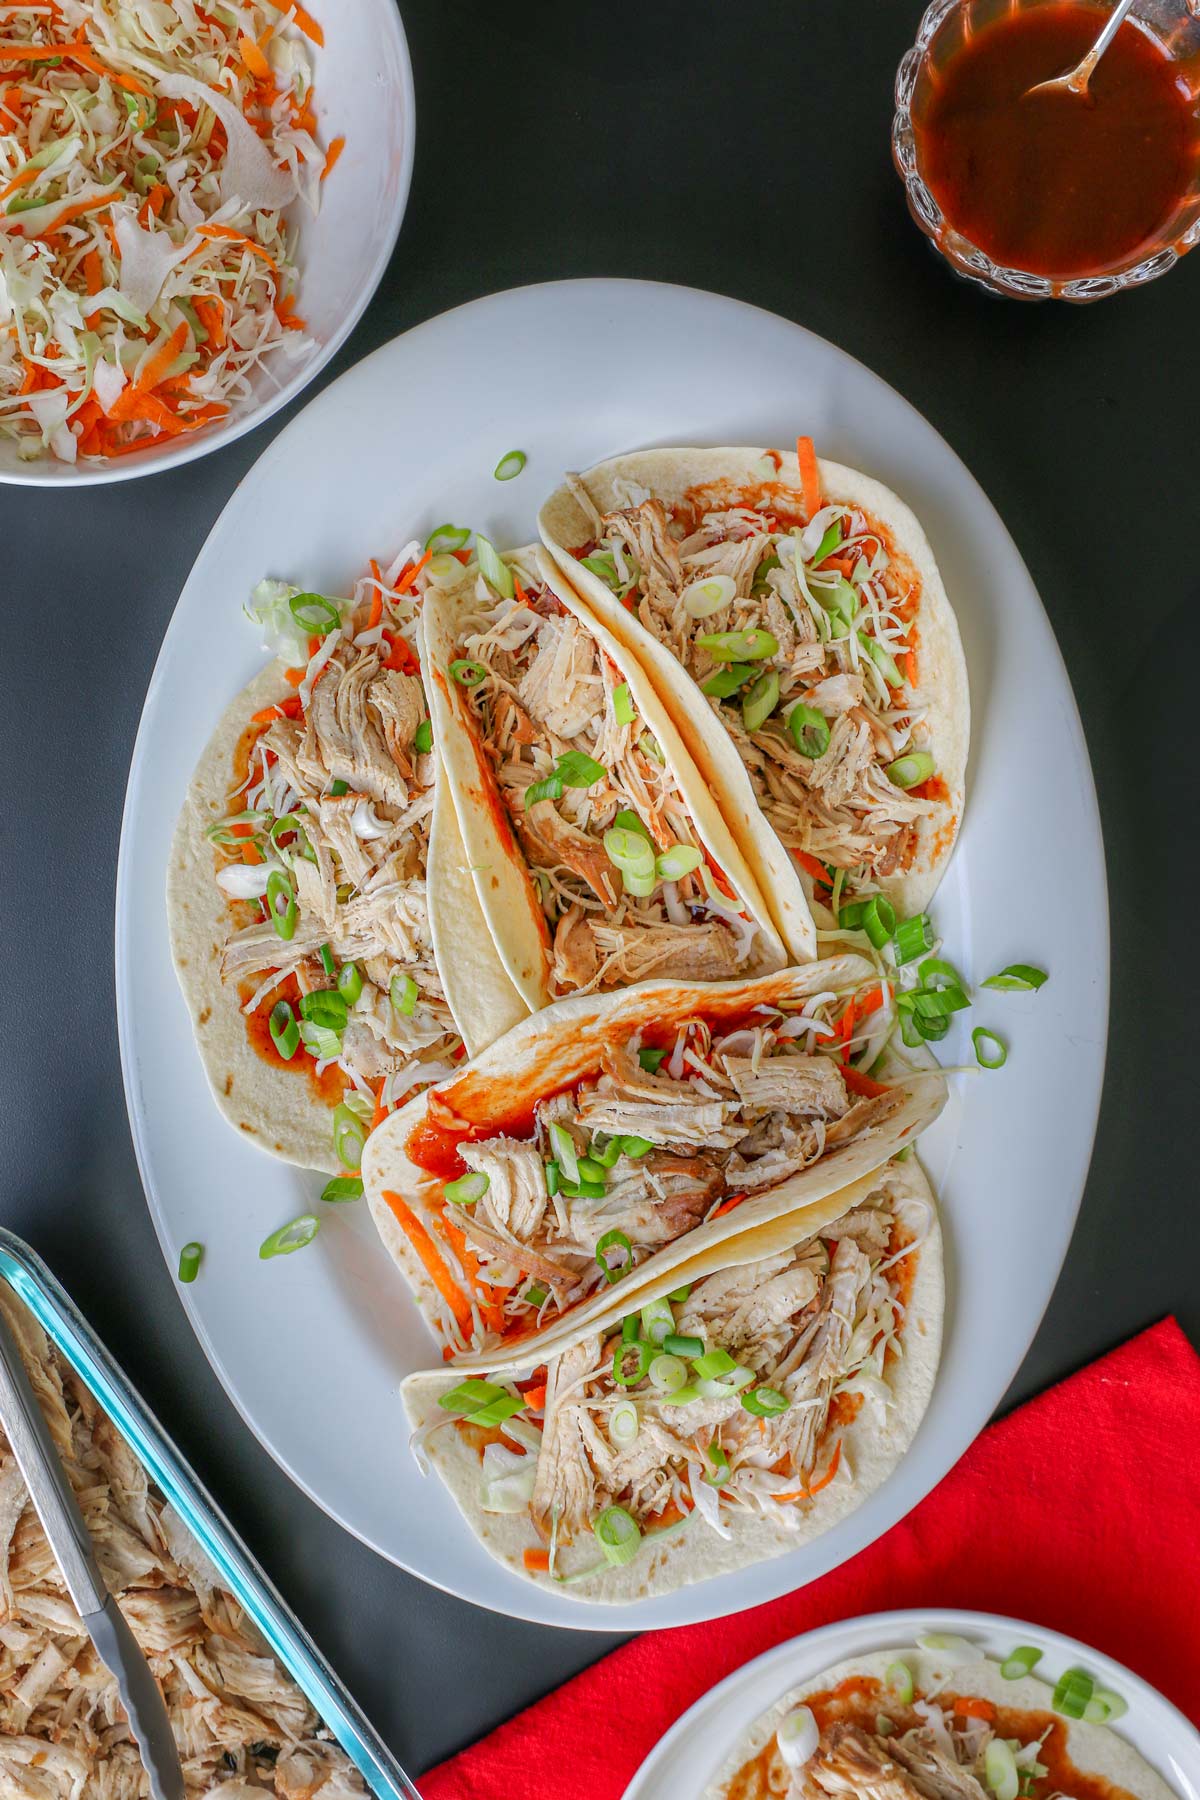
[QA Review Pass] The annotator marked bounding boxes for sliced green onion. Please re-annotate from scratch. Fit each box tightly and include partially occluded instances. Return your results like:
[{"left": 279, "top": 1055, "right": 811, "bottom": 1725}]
[
  {"left": 638, "top": 1047, "right": 666, "bottom": 1074},
  {"left": 613, "top": 1338, "right": 651, "bottom": 1386},
  {"left": 316, "top": 943, "right": 335, "bottom": 977},
  {"left": 1083, "top": 1689, "right": 1128, "bottom": 1724},
  {"left": 840, "top": 894, "right": 896, "bottom": 948},
  {"left": 332, "top": 1103, "right": 368, "bottom": 1171},
  {"left": 465, "top": 1391, "right": 526, "bottom": 1429},
  {"left": 177, "top": 1242, "right": 202, "bottom": 1284},
  {"left": 640, "top": 1297, "right": 675, "bottom": 1345},
  {"left": 612, "top": 683, "right": 635, "bottom": 726},
  {"left": 525, "top": 1282, "right": 548, "bottom": 1309},
  {"left": 648, "top": 1354, "right": 688, "bottom": 1394},
  {"left": 613, "top": 808, "right": 652, "bottom": 841},
  {"left": 438, "top": 1378, "right": 505, "bottom": 1415},
  {"left": 445, "top": 1170, "right": 490, "bottom": 1206},
  {"left": 622, "top": 1313, "right": 640, "bottom": 1341},
  {"left": 425, "top": 522, "right": 471, "bottom": 554},
  {"left": 639, "top": 732, "right": 664, "bottom": 765},
  {"left": 450, "top": 658, "right": 486, "bottom": 686},
  {"left": 702, "top": 662, "right": 755, "bottom": 698},
  {"left": 985, "top": 1738, "right": 1019, "bottom": 1800},
  {"left": 300, "top": 1020, "right": 342, "bottom": 1060},
  {"left": 886, "top": 1660, "right": 914, "bottom": 1704},
  {"left": 604, "top": 826, "right": 656, "bottom": 878},
  {"left": 337, "top": 961, "right": 363, "bottom": 1005},
  {"left": 655, "top": 844, "right": 703, "bottom": 882},
  {"left": 664, "top": 1333, "right": 703, "bottom": 1358},
  {"left": 752, "top": 552, "right": 782, "bottom": 592},
  {"left": 659, "top": 1383, "right": 701, "bottom": 1407},
  {"left": 596, "top": 1229, "right": 632, "bottom": 1283},
  {"left": 696, "top": 1365, "right": 755, "bottom": 1398},
  {"left": 321, "top": 1176, "right": 364, "bottom": 1202},
  {"left": 476, "top": 534, "right": 515, "bottom": 599},
  {"left": 288, "top": 592, "right": 341, "bottom": 633},
  {"left": 811, "top": 519, "right": 843, "bottom": 564},
  {"left": 590, "top": 1135, "right": 623, "bottom": 1168},
  {"left": 299, "top": 988, "right": 348, "bottom": 1031},
  {"left": 619, "top": 1134, "right": 654, "bottom": 1159},
  {"left": 886, "top": 751, "right": 936, "bottom": 789},
  {"left": 901, "top": 1008, "right": 950, "bottom": 1045},
  {"left": 524, "top": 773, "right": 563, "bottom": 806},
  {"left": 560, "top": 1178, "right": 607, "bottom": 1199},
  {"left": 269, "top": 1000, "right": 300, "bottom": 1060},
  {"left": 696, "top": 627, "right": 778, "bottom": 662},
  {"left": 893, "top": 912, "right": 935, "bottom": 964},
  {"left": 982, "top": 964, "right": 1049, "bottom": 992},
  {"left": 825, "top": 576, "right": 859, "bottom": 625},
  {"left": 576, "top": 1155, "right": 610, "bottom": 1184},
  {"left": 544, "top": 1159, "right": 560, "bottom": 1196},
  {"left": 1051, "top": 1668, "right": 1095, "bottom": 1719},
  {"left": 621, "top": 868, "right": 657, "bottom": 898},
  {"left": 973, "top": 1026, "right": 1008, "bottom": 1069},
  {"left": 556, "top": 750, "right": 607, "bottom": 787},
  {"left": 667, "top": 1281, "right": 692, "bottom": 1303},
  {"left": 259, "top": 1215, "right": 320, "bottom": 1259},
  {"left": 414, "top": 717, "right": 433, "bottom": 754},
  {"left": 859, "top": 631, "right": 902, "bottom": 686},
  {"left": 693, "top": 1348, "right": 737, "bottom": 1380},
  {"left": 742, "top": 669, "right": 780, "bottom": 733},
  {"left": 391, "top": 971, "right": 418, "bottom": 1016},
  {"left": 493, "top": 449, "right": 526, "bottom": 481},
  {"left": 682, "top": 574, "right": 736, "bottom": 618},
  {"left": 592, "top": 1504, "right": 642, "bottom": 1566},
  {"left": 912, "top": 985, "right": 969, "bottom": 1018},
  {"left": 548, "top": 1121, "right": 580, "bottom": 1184},
  {"left": 580, "top": 550, "right": 621, "bottom": 589},
  {"left": 265, "top": 869, "right": 297, "bottom": 941},
  {"left": 328, "top": 778, "right": 349, "bottom": 797},
  {"left": 741, "top": 1386, "right": 789, "bottom": 1417},
  {"left": 703, "top": 1442, "right": 729, "bottom": 1485},
  {"left": 1000, "top": 1647, "right": 1044, "bottom": 1680},
  {"left": 788, "top": 703, "right": 831, "bottom": 759},
  {"left": 610, "top": 1400, "right": 640, "bottom": 1447}
]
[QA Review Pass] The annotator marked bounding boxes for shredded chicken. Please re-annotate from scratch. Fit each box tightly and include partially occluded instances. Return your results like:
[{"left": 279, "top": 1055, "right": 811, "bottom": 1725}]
[{"left": 0, "top": 1290, "right": 367, "bottom": 1799}]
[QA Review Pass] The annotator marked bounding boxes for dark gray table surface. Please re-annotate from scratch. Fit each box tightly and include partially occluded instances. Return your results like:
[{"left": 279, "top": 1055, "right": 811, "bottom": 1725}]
[{"left": 2, "top": 0, "right": 1197, "bottom": 1780}]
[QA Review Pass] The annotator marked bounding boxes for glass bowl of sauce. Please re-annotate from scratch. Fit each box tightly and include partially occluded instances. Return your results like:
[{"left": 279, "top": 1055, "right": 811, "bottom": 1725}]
[{"left": 893, "top": 0, "right": 1200, "bottom": 299}]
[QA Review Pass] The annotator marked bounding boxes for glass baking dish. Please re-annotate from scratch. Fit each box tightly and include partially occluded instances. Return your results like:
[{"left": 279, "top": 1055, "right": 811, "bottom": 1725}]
[{"left": 0, "top": 1227, "right": 420, "bottom": 1800}]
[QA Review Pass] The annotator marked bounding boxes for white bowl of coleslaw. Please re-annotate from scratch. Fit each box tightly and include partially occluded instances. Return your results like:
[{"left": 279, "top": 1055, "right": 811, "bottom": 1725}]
[{"left": 0, "top": 0, "right": 414, "bottom": 484}]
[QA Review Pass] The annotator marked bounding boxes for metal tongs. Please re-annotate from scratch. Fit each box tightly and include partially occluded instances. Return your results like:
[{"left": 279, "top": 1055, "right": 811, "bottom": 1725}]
[{"left": 0, "top": 1304, "right": 185, "bottom": 1800}]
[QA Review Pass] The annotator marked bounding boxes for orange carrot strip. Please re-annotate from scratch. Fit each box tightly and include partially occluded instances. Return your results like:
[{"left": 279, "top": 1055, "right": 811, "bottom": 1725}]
[
  {"left": 955, "top": 1698, "right": 997, "bottom": 1722},
  {"left": 710, "top": 1191, "right": 747, "bottom": 1220},
  {"left": 775, "top": 1439, "right": 842, "bottom": 1503},
  {"left": 382, "top": 1191, "right": 472, "bottom": 1335},
  {"left": 194, "top": 222, "right": 279, "bottom": 272},
  {"left": 395, "top": 548, "right": 432, "bottom": 594},
  {"left": 366, "top": 587, "right": 383, "bottom": 631},
  {"left": 238, "top": 32, "right": 272, "bottom": 78},
  {"left": 522, "top": 1383, "right": 547, "bottom": 1411},
  {"left": 0, "top": 163, "right": 37, "bottom": 203},
  {"left": 320, "top": 134, "right": 344, "bottom": 181},
  {"left": 796, "top": 435, "right": 821, "bottom": 518},
  {"left": 289, "top": 1, "right": 324, "bottom": 45},
  {"left": 370, "top": 1080, "right": 389, "bottom": 1134},
  {"left": 792, "top": 849, "right": 835, "bottom": 889},
  {"left": 240, "top": 841, "right": 262, "bottom": 866},
  {"left": 523, "top": 1547, "right": 550, "bottom": 1573},
  {"left": 843, "top": 1065, "right": 891, "bottom": 1099},
  {"left": 192, "top": 294, "right": 226, "bottom": 351}
]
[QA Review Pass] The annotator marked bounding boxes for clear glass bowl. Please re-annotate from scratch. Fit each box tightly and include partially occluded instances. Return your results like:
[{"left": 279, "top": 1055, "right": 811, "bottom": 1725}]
[{"left": 892, "top": 0, "right": 1200, "bottom": 300}]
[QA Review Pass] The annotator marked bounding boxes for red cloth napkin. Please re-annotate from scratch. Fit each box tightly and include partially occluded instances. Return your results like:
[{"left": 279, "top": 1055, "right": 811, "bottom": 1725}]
[{"left": 422, "top": 1319, "right": 1200, "bottom": 1798}]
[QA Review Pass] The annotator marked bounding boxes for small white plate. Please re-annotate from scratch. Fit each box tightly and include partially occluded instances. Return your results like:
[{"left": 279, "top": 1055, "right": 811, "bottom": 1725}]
[
  {"left": 622, "top": 1609, "right": 1200, "bottom": 1800},
  {"left": 117, "top": 279, "right": 1108, "bottom": 1629}
]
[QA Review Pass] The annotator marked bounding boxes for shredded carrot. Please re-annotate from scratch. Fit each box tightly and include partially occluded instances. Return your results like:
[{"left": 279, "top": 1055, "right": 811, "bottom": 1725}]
[
  {"left": 822, "top": 553, "right": 858, "bottom": 579},
  {"left": 288, "top": 1, "right": 324, "bottom": 45},
  {"left": 710, "top": 1190, "right": 747, "bottom": 1220},
  {"left": 775, "top": 1439, "right": 843, "bottom": 1502},
  {"left": 521, "top": 1383, "right": 547, "bottom": 1411},
  {"left": 240, "top": 841, "right": 262, "bottom": 866},
  {"left": 251, "top": 695, "right": 302, "bottom": 723},
  {"left": 274, "top": 293, "right": 305, "bottom": 331},
  {"left": 320, "top": 134, "right": 344, "bottom": 182},
  {"left": 194, "top": 222, "right": 279, "bottom": 272},
  {"left": 796, "top": 434, "right": 821, "bottom": 518},
  {"left": 523, "top": 1547, "right": 550, "bottom": 1572},
  {"left": 381, "top": 632, "right": 419, "bottom": 674},
  {"left": 282, "top": 666, "right": 306, "bottom": 687},
  {"left": 192, "top": 294, "right": 226, "bottom": 351},
  {"left": 843, "top": 1065, "right": 891, "bottom": 1099},
  {"left": 955, "top": 1698, "right": 997, "bottom": 1722},
  {"left": 836, "top": 984, "right": 891, "bottom": 1063},
  {"left": 903, "top": 646, "right": 918, "bottom": 687},
  {"left": 395, "top": 548, "right": 433, "bottom": 594},
  {"left": 0, "top": 163, "right": 37, "bottom": 203},
  {"left": 17, "top": 190, "right": 113, "bottom": 235},
  {"left": 365, "top": 586, "right": 383, "bottom": 632},
  {"left": 370, "top": 1080, "right": 390, "bottom": 1134},
  {"left": 792, "top": 848, "right": 835, "bottom": 890},
  {"left": 381, "top": 1190, "right": 473, "bottom": 1335},
  {"left": 108, "top": 321, "right": 188, "bottom": 419},
  {"left": 138, "top": 181, "right": 168, "bottom": 225},
  {"left": 237, "top": 32, "right": 272, "bottom": 78}
]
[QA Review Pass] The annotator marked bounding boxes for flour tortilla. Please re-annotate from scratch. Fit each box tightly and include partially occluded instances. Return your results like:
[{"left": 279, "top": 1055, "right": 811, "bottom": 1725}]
[
  {"left": 168, "top": 662, "right": 529, "bottom": 1172},
  {"left": 704, "top": 1647, "right": 1178, "bottom": 1800},
  {"left": 420, "top": 545, "right": 803, "bottom": 1015},
  {"left": 538, "top": 448, "right": 969, "bottom": 938},
  {"left": 401, "top": 1156, "right": 942, "bottom": 1604},
  {"left": 361, "top": 958, "right": 945, "bottom": 1362}
]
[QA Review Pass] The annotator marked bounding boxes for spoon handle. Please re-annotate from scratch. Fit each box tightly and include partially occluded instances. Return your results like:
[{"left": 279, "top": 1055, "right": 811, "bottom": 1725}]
[{"left": 1082, "top": 0, "right": 1139, "bottom": 73}]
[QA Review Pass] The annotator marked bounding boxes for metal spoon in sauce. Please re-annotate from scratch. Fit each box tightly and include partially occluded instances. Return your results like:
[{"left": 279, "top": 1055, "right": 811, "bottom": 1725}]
[{"left": 1025, "top": 0, "right": 1139, "bottom": 97}]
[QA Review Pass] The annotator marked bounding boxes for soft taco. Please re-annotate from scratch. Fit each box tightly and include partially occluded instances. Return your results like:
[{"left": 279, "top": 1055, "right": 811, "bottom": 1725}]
[
  {"left": 360, "top": 960, "right": 945, "bottom": 1362},
  {"left": 400, "top": 1154, "right": 941, "bottom": 1602},
  {"left": 168, "top": 552, "right": 529, "bottom": 1175},
  {"left": 419, "top": 539, "right": 810, "bottom": 1013},
  {"left": 704, "top": 1641, "right": 1176, "bottom": 1800},
  {"left": 538, "top": 444, "right": 969, "bottom": 940}
]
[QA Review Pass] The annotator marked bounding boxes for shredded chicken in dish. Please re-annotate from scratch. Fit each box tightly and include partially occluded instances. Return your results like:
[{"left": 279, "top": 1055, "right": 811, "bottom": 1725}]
[
  {"left": 0, "top": 1290, "right": 366, "bottom": 1798},
  {"left": 577, "top": 487, "right": 941, "bottom": 901},
  {"left": 443, "top": 551, "right": 764, "bottom": 994},
  {"left": 405, "top": 982, "right": 907, "bottom": 1358},
  {"left": 210, "top": 552, "right": 464, "bottom": 1167},
  {"left": 425, "top": 1166, "right": 929, "bottom": 1582}
]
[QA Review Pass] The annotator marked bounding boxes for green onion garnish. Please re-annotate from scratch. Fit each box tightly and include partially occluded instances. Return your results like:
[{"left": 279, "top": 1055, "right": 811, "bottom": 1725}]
[
  {"left": 299, "top": 988, "right": 348, "bottom": 1031},
  {"left": 548, "top": 1121, "right": 579, "bottom": 1184},
  {"left": 605, "top": 825, "right": 656, "bottom": 879},
  {"left": 640, "top": 1297, "right": 675, "bottom": 1345},
  {"left": 592, "top": 1504, "right": 642, "bottom": 1567},
  {"left": 556, "top": 750, "right": 607, "bottom": 787},
  {"left": 695, "top": 627, "right": 778, "bottom": 662},
  {"left": 321, "top": 1176, "right": 364, "bottom": 1202},
  {"left": 659, "top": 1384, "right": 701, "bottom": 1407},
  {"left": 475, "top": 534, "right": 514, "bottom": 599},
  {"left": 886, "top": 751, "right": 935, "bottom": 789},
  {"left": 1083, "top": 1689, "right": 1128, "bottom": 1724},
  {"left": 702, "top": 662, "right": 755, "bottom": 698},
  {"left": 1000, "top": 1647, "right": 1044, "bottom": 1680},
  {"left": 438, "top": 1378, "right": 505, "bottom": 1415},
  {"left": 610, "top": 1399, "right": 639, "bottom": 1447},
  {"left": 525, "top": 1282, "right": 548, "bottom": 1309},
  {"left": 893, "top": 912, "right": 935, "bottom": 964},
  {"left": 900, "top": 1007, "right": 950, "bottom": 1046},
  {"left": 288, "top": 592, "right": 341, "bottom": 633},
  {"left": 985, "top": 1738, "right": 1019, "bottom": 1800},
  {"left": 982, "top": 964, "right": 1048, "bottom": 992},
  {"left": 300, "top": 1020, "right": 342, "bottom": 1060},
  {"left": 560, "top": 1178, "right": 606, "bottom": 1199},
  {"left": 576, "top": 1154, "right": 609, "bottom": 1184},
  {"left": 740, "top": 1386, "right": 789, "bottom": 1417},
  {"left": 742, "top": 669, "right": 780, "bottom": 733},
  {"left": 663, "top": 1333, "right": 703, "bottom": 1358},
  {"left": 612, "top": 1338, "right": 651, "bottom": 1386},
  {"left": 703, "top": 1442, "right": 729, "bottom": 1485},
  {"left": 337, "top": 961, "right": 363, "bottom": 1005},
  {"left": 580, "top": 550, "right": 620, "bottom": 588},
  {"left": 612, "top": 682, "right": 635, "bottom": 726},
  {"left": 839, "top": 894, "right": 896, "bottom": 948},
  {"left": 622, "top": 1313, "right": 640, "bottom": 1342},
  {"left": 655, "top": 844, "right": 703, "bottom": 883},
  {"left": 596, "top": 1228, "right": 632, "bottom": 1284},
  {"left": 425, "top": 522, "right": 470, "bottom": 554},
  {"left": 590, "top": 1136, "right": 623, "bottom": 1169},
  {"left": 648, "top": 1353, "right": 687, "bottom": 1394},
  {"left": 973, "top": 1026, "right": 1007, "bottom": 1069},
  {"left": 318, "top": 942, "right": 336, "bottom": 977},
  {"left": 913, "top": 958, "right": 970, "bottom": 1016},
  {"left": 825, "top": 576, "right": 859, "bottom": 626},
  {"left": 391, "top": 971, "right": 418, "bottom": 1016},
  {"left": 465, "top": 1391, "right": 526, "bottom": 1429},
  {"left": 259, "top": 1215, "right": 320, "bottom": 1260},
  {"left": 544, "top": 1159, "right": 561, "bottom": 1196},
  {"left": 859, "top": 631, "right": 901, "bottom": 686},
  {"left": 493, "top": 449, "right": 526, "bottom": 481},
  {"left": 788, "top": 702, "right": 831, "bottom": 759},
  {"left": 811, "top": 520, "right": 843, "bottom": 564},
  {"left": 332, "top": 1103, "right": 368, "bottom": 1171},
  {"left": 449, "top": 658, "right": 486, "bottom": 686},
  {"left": 414, "top": 717, "right": 433, "bottom": 754},
  {"left": 1051, "top": 1668, "right": 1095, "bottom": 1719},
  {"left": 693, "top": 1348, "right": 737, "bottom": 1380},
  {"left": 269, "top": 1000, "right": 300, "bottom": 1060},
  {"left": 619, "top": 1134, "right": 653, "bottom": 1159},
  {"left": 444, "top": 1170, "right": 489, "bottom": 1206},
  {"left": 638, "top": 1047, "right": 666, "bottom": 1074},
  {"left": 752, "top": 552, "right": 782, "bottom": 592},
  {"left": 885, "top": 1660, "right": 914, "bottom": 1704},
  {"left": 667, "top": 1282, "right": 691, "bottom": 1303},
  {"left": 613, "top": 808, "right": 652, "bottom": 841},
  {"left": 177, "top": 1242, "right": 203, "bottom": 1284},
  {"left": 329, "top": 778, "right": 349, "bottom": 797},
  {"left": 265, "top": 869, "right": 297, "bottom": 941}
]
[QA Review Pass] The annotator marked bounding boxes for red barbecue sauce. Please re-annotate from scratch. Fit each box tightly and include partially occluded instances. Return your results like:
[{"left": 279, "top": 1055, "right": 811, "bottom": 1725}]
[{"left": 913, "top": 2, "right": 1195, "bottom": 276}]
